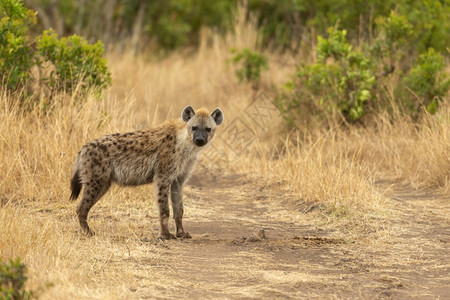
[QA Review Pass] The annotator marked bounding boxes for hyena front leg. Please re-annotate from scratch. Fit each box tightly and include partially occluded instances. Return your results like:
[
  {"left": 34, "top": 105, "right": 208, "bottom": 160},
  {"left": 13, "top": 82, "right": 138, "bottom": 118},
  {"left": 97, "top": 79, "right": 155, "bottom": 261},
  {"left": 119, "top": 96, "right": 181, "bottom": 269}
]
[
  {"left": 171, "top": 180, "right": 191, "bottom": 239},
  {"left": 155, "top": 181, "right": 176, "bottom": 240}
]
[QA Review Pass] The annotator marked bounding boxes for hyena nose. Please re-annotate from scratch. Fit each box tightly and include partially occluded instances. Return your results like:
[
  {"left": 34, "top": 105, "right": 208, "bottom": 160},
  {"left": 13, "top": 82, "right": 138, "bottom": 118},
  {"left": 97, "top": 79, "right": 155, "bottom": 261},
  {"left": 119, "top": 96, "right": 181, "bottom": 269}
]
[{"left": 195, "top": 137, "right": 206, "bottom": 146}]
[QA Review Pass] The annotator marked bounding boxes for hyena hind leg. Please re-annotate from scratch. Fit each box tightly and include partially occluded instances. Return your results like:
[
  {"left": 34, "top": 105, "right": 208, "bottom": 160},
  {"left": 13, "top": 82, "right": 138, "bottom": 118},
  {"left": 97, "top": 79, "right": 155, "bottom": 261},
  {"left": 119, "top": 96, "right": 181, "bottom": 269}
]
[{"left": 76, "top": 182, "right": 111, "bottom": 236}]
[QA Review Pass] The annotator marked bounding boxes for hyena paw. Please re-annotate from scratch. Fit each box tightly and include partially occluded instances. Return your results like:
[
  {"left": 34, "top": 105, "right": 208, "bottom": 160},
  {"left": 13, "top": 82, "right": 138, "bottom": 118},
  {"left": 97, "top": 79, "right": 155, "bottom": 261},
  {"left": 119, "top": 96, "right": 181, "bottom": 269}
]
[
  {"left": 176, "top": 232, "right": 192, "bottom": 239},
  {"left": 158, "top": 232, "right": 176, "bottom": 240},
  {"left": 81, "top": 228, "right": 95, "bottom": 237}
]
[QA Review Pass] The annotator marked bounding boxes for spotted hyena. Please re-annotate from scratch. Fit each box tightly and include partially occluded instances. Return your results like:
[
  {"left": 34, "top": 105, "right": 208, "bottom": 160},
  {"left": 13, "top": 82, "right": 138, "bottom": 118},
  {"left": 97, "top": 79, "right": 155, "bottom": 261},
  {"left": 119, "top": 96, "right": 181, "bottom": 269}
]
[{"left": 70, "top": 106, "right": 224, "bottom": 239}]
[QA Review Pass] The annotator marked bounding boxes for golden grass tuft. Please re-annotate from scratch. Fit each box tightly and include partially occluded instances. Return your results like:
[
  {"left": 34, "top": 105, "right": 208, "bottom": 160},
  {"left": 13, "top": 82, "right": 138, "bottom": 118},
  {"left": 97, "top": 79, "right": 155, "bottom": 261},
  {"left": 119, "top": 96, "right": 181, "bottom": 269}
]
[{"left": 356, "top": 108, "right": 450, "bottom": 194}]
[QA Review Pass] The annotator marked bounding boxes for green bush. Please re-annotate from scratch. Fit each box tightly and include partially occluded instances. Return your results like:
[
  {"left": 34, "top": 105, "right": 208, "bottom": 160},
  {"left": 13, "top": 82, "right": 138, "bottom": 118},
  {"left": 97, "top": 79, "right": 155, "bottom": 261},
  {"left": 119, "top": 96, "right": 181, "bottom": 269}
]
[
  {"left": 404, "top": 48, "right": 450, "bottom": 114},
  {"left": 0, "top": 0, "right": 36, "bottom": 90},
  {"left": 278, "top": 28, "right": 375, "bottom": 123},
  {"left": 397, "top": 0, "right": 450, "bottom": 55},
  {"left": 247, "top": 0, "right": 449, "bottom": 54},
  {"left": 36, "top": 30, "right": 111, "bottom": 96},
  {"left": 0, "top": 257, "right": 33, "bottom": 300},
  {"left": 372, "top": 10, "right": 413, "bottom": 72},
  {"left": 277, "top": 10, "right": 449, "bottom": 126},
  {"left": 229, "top": 48, "right": 268, "bottom": 83},
  {"left": 0, "top": 0, "right": 111, "bottom": 101}
]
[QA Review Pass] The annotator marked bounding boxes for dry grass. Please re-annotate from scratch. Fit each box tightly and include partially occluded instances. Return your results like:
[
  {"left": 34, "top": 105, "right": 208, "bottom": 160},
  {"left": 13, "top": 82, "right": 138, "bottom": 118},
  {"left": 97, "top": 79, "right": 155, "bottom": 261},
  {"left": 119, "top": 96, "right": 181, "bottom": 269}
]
[
  {"left": 0, "top": 11, "right": 449, "bottom": 298},
  {"left": 356, "top": 109, "right": 450, "bottom": 194}
]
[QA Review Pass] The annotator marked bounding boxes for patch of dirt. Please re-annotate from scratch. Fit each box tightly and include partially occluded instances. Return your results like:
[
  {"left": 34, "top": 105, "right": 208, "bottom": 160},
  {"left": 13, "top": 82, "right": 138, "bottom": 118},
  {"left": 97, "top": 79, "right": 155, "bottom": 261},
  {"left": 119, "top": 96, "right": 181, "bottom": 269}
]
[
  {"left": 119, "top": 173, "right": 449, "bottom": 299},
  {"left": 34, "top": 173, "right": 448, "bottom": 298}
]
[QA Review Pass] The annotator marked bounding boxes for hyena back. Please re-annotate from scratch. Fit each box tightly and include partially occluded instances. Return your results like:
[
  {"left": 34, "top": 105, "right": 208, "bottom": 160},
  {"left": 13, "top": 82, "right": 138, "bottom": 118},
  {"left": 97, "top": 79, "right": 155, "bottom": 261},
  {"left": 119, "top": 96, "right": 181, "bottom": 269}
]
[{"left": 70, "top": 106, "right": 224, "bottom": 239}]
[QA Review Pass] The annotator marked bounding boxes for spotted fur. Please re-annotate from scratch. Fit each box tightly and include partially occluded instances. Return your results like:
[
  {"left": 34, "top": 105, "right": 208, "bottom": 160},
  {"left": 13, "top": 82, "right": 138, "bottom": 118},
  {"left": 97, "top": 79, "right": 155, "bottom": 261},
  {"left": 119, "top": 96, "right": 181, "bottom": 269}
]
[{"left": 70, "top": 106, "right": 224, "bottom": 239}]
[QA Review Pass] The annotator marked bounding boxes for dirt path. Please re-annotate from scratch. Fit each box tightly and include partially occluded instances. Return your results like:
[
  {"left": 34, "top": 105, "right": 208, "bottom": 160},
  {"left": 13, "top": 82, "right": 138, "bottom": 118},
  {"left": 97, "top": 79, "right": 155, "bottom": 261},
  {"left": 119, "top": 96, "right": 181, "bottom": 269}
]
[{"left": 128, "top": 173, "right": 449, "bottom": 299}]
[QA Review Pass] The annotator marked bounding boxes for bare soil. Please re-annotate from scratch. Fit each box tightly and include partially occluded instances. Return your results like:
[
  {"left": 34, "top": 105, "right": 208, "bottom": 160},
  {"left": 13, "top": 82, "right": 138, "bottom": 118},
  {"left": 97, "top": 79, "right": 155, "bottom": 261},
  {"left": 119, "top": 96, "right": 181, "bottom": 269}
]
[
  {"left": 27, "top": 171, "right": 449, "bottom": 299},
  {"left": 117, "top": 173, "right": 449, "bottom": 299}
]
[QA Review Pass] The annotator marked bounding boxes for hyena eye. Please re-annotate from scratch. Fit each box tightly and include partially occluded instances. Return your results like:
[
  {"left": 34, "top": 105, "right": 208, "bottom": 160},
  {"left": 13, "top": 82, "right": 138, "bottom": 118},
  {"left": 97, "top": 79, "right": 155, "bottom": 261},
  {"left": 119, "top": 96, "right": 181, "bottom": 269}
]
[
  {"left": 206, "top": 127, "right": 212, "bottom": 132},
  {"left": 192, "top": 126, "right": 198, "bottom": 131}
]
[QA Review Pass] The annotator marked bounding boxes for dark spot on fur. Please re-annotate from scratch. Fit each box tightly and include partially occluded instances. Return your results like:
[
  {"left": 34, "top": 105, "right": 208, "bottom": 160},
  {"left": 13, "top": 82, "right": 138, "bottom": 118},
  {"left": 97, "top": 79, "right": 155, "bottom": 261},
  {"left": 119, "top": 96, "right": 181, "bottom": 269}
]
[
  {"left": 146, "top": 171, "right": 154, "bottom": 183},
  {"left": 99, "top": 144, "right": 107, "bottom": 152},
  {"left": 117, "top": 145, "right": 121, "bottom": 150},
  {"left": 123, "top": 146, "right": 127, "bottom": 151},
  {"left": 112, "top": 133, "right": 120, "bottom": 137},
  {"left": 158, "top": 186, "right": 166, "bottom": 195}
]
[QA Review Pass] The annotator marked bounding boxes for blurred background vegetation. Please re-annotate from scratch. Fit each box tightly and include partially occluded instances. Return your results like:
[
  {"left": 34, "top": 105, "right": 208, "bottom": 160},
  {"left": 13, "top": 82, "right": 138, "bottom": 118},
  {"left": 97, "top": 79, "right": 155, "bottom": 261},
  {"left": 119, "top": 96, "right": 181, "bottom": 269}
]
[
  {"left": 1, "top": 0, "right": 449, "bottom": 123},
  {"left": 21, "top": 0, "right": 449, "bottom": 54}
]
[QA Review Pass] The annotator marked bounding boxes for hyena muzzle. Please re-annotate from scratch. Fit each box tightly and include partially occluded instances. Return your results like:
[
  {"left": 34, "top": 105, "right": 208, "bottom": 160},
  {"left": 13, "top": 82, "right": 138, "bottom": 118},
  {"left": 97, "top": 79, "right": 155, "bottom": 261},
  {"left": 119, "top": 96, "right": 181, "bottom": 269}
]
[{"left": 69, "top": 106, "right": 224, "bottom": 239}]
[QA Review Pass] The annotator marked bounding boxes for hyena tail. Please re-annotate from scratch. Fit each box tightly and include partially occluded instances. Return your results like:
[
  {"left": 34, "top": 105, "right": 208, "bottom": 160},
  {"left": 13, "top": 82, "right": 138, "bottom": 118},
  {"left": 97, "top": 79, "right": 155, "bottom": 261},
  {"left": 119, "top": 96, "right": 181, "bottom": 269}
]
[{"left": 70, "top": 167, "right": 82, "bottom": 201}]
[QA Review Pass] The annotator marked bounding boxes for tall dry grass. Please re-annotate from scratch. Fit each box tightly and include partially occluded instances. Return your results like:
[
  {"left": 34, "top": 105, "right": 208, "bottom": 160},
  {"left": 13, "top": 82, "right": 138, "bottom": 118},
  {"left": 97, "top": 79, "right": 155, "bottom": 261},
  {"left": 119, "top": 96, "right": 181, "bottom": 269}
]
[
  {"left": 356, "top": 108, "right": 450, "bottom": 194},
  {"left": 0, "top": 7, "right": 449, "bottom": 297}
]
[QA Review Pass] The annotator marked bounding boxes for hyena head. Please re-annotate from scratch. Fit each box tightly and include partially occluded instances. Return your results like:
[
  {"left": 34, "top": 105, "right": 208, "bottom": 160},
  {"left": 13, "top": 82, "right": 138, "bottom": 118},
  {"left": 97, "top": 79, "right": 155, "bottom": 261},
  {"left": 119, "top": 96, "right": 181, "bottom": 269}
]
[{"left": 182, "top": 105, "right": 224, "bottom": 147}]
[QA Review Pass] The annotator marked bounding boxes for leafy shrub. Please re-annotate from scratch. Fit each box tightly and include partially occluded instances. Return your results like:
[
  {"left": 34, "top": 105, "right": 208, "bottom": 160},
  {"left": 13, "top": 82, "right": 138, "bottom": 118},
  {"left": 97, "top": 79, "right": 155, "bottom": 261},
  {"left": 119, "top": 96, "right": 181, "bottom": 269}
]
[
  {"left": 36, "top": 30, "right": 111, "bottom": 96},
  {"left": 0, "top": 257, "right": 33, "bottom": 299},
  {"left": 247, "top": 0, "right": 449, "bottom": 54},
  {"left": 372, "top": 11, "right": 413, "bottom": 72},
  {"left": 278, "top": 28, "right": 375, "bottom": 123},
  {"left": 0, "top": 0, "right": 36, "bottom": 90},
  {"left": 230, "top": 48, "right": 268, "bottom": 83},
  {"left": 277, "top": 10, "right": 449, "bottom": 126},
  {"left": 1, "top": 0, "right": 111, "bottom": 102},
  {"left": 397, "top": 0, "right": 450, "bottom": 55},
  {"left": 404, "top": 48, "right": 450, "bottom": 114}
]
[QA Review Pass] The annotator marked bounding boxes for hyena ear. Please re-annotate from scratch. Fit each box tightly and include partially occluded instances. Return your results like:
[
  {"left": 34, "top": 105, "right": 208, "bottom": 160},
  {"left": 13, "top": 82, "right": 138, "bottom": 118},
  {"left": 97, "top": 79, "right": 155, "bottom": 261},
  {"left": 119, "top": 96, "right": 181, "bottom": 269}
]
[
  {"left": 211, "top": 108, "right": 224, "bottom": 125},
  {"left": 182, "top": 105, "right": 196, "bottom": 122}
]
